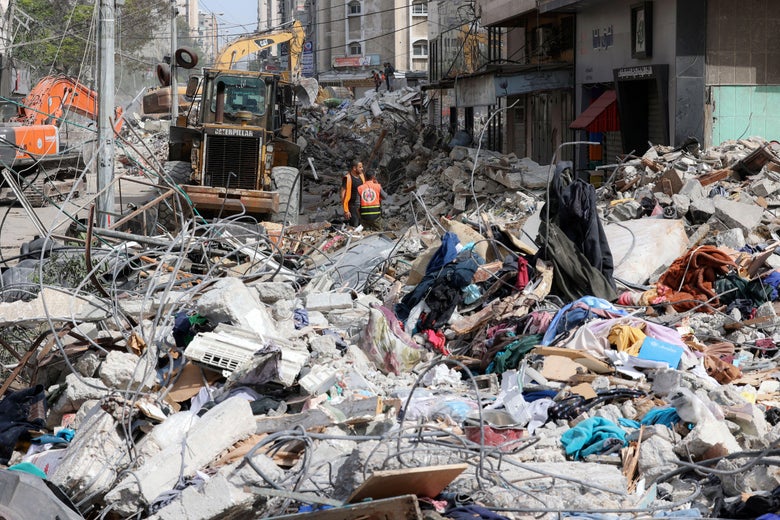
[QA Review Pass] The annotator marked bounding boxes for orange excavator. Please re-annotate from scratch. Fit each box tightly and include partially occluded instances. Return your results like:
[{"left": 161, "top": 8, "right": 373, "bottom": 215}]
[{"left": 0, "top": 74, "right": 124, "bottom": 205}]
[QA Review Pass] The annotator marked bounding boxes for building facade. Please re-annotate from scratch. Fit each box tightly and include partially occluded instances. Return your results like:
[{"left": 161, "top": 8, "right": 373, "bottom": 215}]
[
  {"left": 473, "top": 0, "right": 780, "bottom": 170},
  {"left": 313, "top": 0, "right": 429, "bottom": 92}
]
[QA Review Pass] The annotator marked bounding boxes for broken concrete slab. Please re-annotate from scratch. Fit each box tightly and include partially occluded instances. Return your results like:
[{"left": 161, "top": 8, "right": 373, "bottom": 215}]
[
  {"left": 713, "top": 196, "right": 764, "bottom": 233},
  {"left": 195, "top": 277, "right": 278, "bottom": 339},
  {"left": 604, "top": 218, "right": 689, "bottom": 285},
  {"left": 0, "top": 288, "right": 109, "bottom": 326},
  {"left": 104, "top": 396, "right": 257, "bottom": 516},
  {"left": 49, "top": 404, "right": 129, "bottom": 505}
]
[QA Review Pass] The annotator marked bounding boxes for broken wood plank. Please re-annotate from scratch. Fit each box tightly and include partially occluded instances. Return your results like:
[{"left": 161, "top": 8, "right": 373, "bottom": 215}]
[
  {"left": 723, "top": 315, "right": 777, "bottom": 331},
  {"left": 347, "top": 464, "right": 468, "bottom": 503},
  {"left": 697, "top": 168, "right": 733, "bottom": 186}
]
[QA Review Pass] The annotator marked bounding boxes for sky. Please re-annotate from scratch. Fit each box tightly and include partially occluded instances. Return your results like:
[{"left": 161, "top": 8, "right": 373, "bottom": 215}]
[{"left": 199, "top": 0, "right": 261, "bottom": 42}]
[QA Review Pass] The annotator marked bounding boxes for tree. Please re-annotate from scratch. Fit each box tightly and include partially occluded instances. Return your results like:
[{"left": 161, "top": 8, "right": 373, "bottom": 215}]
[{"left": 12, "top": 0, "right": 169, "bottom": 79}]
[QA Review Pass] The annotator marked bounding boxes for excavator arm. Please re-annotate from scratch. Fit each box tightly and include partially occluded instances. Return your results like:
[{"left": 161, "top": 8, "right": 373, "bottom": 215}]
[
  {"left": 214, "top": 20, "right": 304, "bottom": 83},
  {"left": 11, "top": 74, "right": 124, "bottom": 133}
]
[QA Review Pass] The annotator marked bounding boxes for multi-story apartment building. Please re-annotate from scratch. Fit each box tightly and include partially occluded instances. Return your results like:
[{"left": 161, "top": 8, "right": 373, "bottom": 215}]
[
  {"left": 313, "top": 0, "right": 429, "bottom": 92},
  {"left": 471, "top": 0, "right": 780, "bottom": 170}
]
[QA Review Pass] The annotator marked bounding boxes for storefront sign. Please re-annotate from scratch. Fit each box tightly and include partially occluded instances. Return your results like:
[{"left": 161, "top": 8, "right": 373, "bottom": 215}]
[
  {"left": 616, "top": 66, "right": 653, "bottom": 80},
  {"left": 333, "top": 54, "right": 380, "bottom": 68}
]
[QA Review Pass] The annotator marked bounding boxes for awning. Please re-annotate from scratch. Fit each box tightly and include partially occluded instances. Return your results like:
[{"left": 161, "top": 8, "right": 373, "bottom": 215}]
[{"left": 570, "top": 90, "right": 619, "bottom": 132}]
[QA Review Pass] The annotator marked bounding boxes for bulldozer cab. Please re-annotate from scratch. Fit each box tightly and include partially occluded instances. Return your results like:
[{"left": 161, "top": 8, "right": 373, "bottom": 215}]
[{"left": 203, "top": 73, "right": 268, "bottom": 127}]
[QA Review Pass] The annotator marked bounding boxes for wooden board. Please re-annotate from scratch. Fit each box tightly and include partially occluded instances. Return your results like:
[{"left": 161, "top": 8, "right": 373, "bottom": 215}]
[
  {"left": 347, "top": 463, "right": 467, "bottom": 503},
  {"left": 531, "top": 346, "right": 613, "bottom": 374}
]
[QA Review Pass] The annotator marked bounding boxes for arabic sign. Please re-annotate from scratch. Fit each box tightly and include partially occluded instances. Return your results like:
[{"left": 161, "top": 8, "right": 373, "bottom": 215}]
[
  {"left": 333, "top": 54, "right": 380, "bottom": 68},
  {"left": 302, "top": 40, "right": 315, "bottom": 77}
]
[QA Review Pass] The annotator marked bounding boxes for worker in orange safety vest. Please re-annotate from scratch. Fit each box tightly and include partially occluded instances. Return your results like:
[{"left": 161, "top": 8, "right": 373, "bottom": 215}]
[
  {"left": 357, "top": 170, "right": 387, "bottom": 231},
  {"left": 340, "top": 160, "right": 365, "bottom": 227}
]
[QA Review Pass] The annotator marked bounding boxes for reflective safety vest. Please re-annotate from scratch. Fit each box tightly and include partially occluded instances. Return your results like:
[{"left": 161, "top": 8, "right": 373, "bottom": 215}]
[
  {"left": 358, "top": 179, "right": 382, "bottom": 220},
  {"left": 342, "top": 172, "right": 365, "bottom": 213}
]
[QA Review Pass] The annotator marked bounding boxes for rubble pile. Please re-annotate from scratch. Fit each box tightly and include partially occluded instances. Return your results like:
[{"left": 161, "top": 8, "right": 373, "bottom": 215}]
[{"left": 9, "top": 90, "right": 780, "bottom": 518}]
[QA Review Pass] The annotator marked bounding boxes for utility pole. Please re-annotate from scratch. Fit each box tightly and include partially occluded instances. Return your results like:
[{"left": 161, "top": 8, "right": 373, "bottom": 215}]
[
  {"left": 170, "top": 0, "right": 178, "bottom": 124},
  {"left": 96, "top": 0, "right": 116, "bottom": 228}
]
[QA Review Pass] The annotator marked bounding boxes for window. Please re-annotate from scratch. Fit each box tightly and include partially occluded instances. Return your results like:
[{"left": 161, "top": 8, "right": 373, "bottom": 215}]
[
  {"left": 413, "top": 40, "right": 428, "bottom": 57},
  {"left": 411, "top": 1, "right": 427, "bottom": 15},
  {"left": 348, "top": 41, "right": 362, "bottom": 55},
  {"left": 348, "top": 1, "right": 361, "bottom": 15}
]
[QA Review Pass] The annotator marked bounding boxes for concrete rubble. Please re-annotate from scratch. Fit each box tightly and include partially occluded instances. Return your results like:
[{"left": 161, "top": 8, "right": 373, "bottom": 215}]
[{"left": 4, "top": 87, "right": 780, "bottom": 519}]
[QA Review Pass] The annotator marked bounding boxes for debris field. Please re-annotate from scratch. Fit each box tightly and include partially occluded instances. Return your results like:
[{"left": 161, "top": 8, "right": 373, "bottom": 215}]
[{"left": 3, "top": 87, "right": 780, "bottom": 519}]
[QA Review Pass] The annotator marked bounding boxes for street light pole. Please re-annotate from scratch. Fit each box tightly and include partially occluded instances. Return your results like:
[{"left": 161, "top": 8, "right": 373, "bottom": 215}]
[
  {"left": 96, "top": 0, "right": 116, "bottom": 228},
  {"left": 170, "top": 0, "right": 178, "bottom": 124}
]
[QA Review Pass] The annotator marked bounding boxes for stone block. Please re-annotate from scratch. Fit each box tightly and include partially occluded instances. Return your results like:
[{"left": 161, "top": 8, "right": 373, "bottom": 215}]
[
  {"left": 48, "top": 374, "right": 108, "bottom": 428},
  {"left": 305, "top": 292, "right": 353, "bottom": 312},
  {"left": 309, "top": 333, "right": 340, "bottom": 358},
  {"left": 671, "top": 194, "right": 691, "bottom": 216},
  {"left": 715, "top": 228, "right": 746, "bottom": 250},
  {"left": 751, "top": 178, "right": 780, "bottom": 197},
  {"left": 299, "top": 366, "right": 340, "bottom": 395},
  {"left": 104, "top": 397, "right": 256, "bottom": 516},
  {"left": 196, "top": 277, "right": 277, "bottom": 339},
  {"left": 609, "top": 200, "right": 643, "bottom": 221},
  {"left": 135, "top": 411, "right": 199, "bottom": 461},
  {"left": 0, "top": 288, "right": 109, "bottom": 327},
  {"left": 152, "top": 457, "right": 283, "bottom": 519},
  {"left": 689, "top": 197, "right": 715, "bottom": 223},
  {"left": 98, "top": 350, "right": 156, "bottom": 391},
  {"left": 650, "top": 369, "right": 685, "bottom": 396},
  {"left": 74, "top": 352, "right": 101, "bottom": 378},
  {"left": 674, "top": 419, "right": 741, "bottom": 459},
  {"left": 713, "top": 197, "right": 765, "bottom": 233},
  {"left": 679, "top": 178, "right": 706, "bottom": 201},
  {"left": 252, "top": 281, "right": 296, "bottom": 304},
  {"left": 49, "top": 406, "right": 129, "bottom": 505},
  {"left": 443, "top": 165, "right": 467, "bottom": 183},
  {"left": 638, "top": 434, "right": 679, "bottom": 482}
]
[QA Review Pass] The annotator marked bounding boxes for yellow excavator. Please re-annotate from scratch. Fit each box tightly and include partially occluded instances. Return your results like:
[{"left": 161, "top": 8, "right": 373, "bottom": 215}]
[{"left": 142, "top": 21, "right": 319, "bottom": 116}]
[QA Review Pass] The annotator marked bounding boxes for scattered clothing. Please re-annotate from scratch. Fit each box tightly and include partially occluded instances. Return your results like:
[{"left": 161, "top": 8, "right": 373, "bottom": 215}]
[{"left": 560, "top": 416, "right": 627, "bottom": 460}]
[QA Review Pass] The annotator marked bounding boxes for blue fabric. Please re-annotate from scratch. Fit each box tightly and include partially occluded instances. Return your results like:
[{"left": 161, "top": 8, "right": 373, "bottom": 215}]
[
  {"left": 541, "top": 296, "right": 626, "bottom": 345},
  {"left": 756, "top": 515, "right": 780, "bottom": 520},
  {"left": 641, "top": 407, "right": 680, "bottom": 427},
  {"left": 560, "top": 417, "right": 627, "bottom": 460},
  {"left": 293, "top": 309, "right": 309, "bottom": 329},
  {"left": 8, "top": 461, "right": 46, "bottom": 479},
  {"left": 523, "top": 390, "right": 558, "bottom": 402},
  {"left": 619, "top": 418, "right": 641, "bottom": 428},
  {"left": 763, "top": 271, "right": 780, "bottom": 301},
  {"left": 425, "top": 231, "right": 460, "bottom": 276}
]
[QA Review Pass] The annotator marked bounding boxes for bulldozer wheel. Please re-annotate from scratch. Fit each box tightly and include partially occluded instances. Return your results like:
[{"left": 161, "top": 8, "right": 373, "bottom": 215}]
[
  {"left": 175, "top": 47, "right": 199, "bottom": 69},
  {"left": 270, "top": 166, "right": 300, "bottom": 226},
  {"left": 156, "top": 161, "right": 192, "bottom": 234}
]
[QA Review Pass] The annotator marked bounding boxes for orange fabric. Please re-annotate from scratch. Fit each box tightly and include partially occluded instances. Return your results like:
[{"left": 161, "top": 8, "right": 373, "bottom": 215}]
[
  {"left": 657, "top": 246, "right": 736, "bottom": 312},
  {"left": 342, "top": 172, "right": 365, "bottom": 213}
]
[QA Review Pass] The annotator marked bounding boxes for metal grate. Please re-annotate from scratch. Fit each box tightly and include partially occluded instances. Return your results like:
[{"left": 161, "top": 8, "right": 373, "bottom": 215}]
[{"left": 204, "top": 135, "right": 260, "bottom": 190}]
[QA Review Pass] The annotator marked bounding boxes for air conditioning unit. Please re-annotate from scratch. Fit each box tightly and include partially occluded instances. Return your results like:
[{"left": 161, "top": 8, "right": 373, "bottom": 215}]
[{"left": 184, "top": 324, "right": 262, "bottom": 373}]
